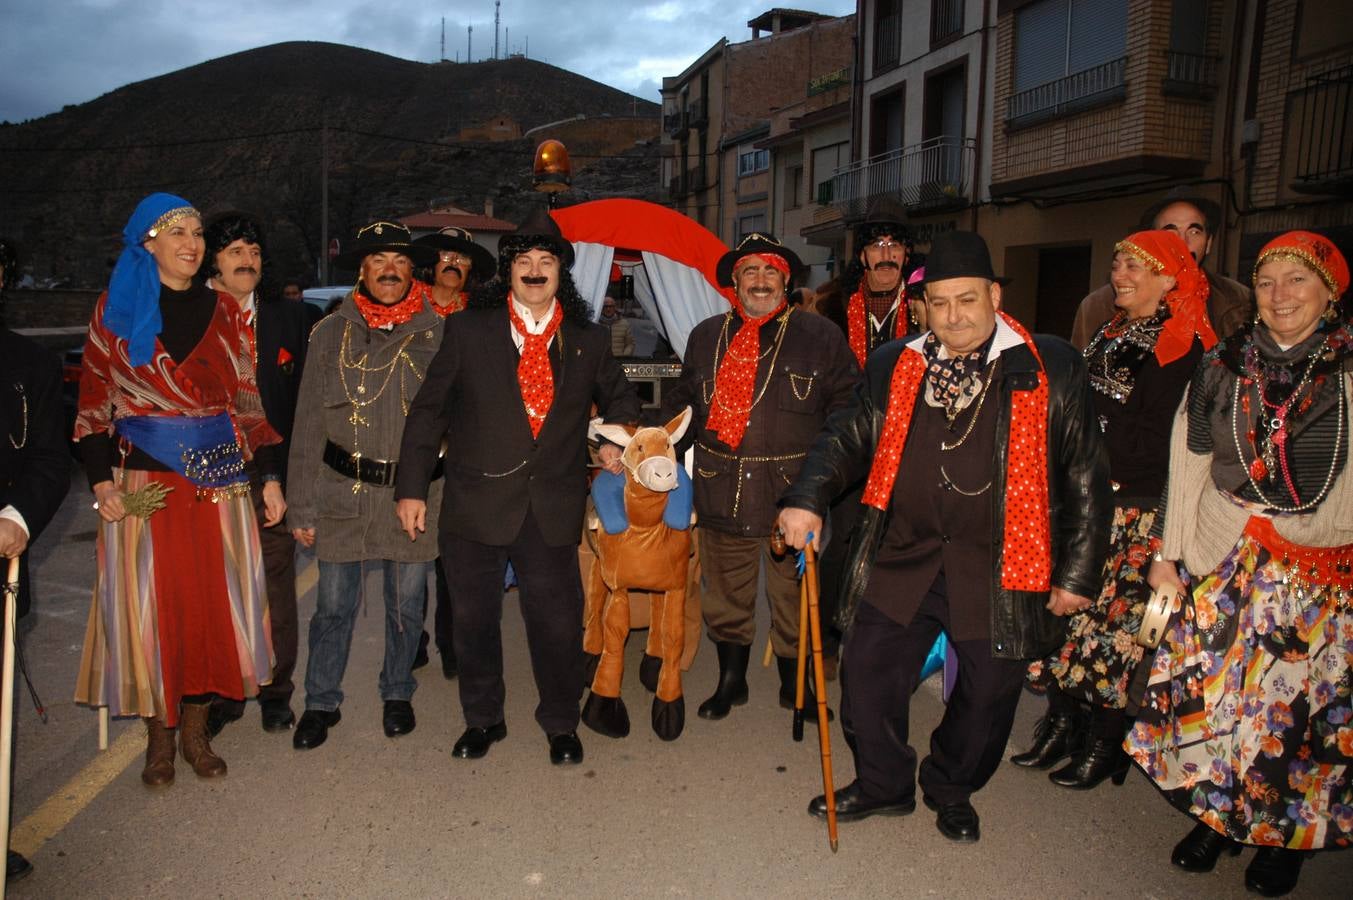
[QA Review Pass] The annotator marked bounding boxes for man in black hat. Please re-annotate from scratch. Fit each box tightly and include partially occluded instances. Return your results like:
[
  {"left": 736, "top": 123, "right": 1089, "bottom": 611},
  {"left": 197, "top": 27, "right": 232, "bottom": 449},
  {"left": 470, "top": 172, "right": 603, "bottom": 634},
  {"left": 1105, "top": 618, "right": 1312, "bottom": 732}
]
[
  {"left": 659, "top": 232, "right": 858, "bottom": 728},
  {"left": 0, "top": 237, "right": 68, "bottom": 883},
  {"left": 408, "top": 226, "right": 495, "bottom": 680},
  {"left": 415, "top": 226, "right": 495, "bottom": 317},
  {"left": 1069, "top": 189, "right": 1253, "bottom": 347},
  {"left": 395, "top": 208, "right": 640, "bottom": 766},
  {"left": 287, "top": 220, "right": 444, "bottom": 750},
  {"left": 777, "top": 230, "right": 1110, "bottom": 843},
  {"left": 200, "top": 211, "right": 312, "bottom": 735}
]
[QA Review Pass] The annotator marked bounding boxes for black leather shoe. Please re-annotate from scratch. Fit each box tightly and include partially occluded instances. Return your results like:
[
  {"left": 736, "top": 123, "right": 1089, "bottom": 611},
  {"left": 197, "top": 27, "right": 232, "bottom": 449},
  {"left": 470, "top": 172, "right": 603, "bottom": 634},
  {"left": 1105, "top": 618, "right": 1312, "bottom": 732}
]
[
  {"left": 548, "top": 730, "right": 584, "bottom": 765},
  {"left": 260, "top": 698, "right": 296, "bottom": 732},
  {"left": 775, "top": 656, "right": 834, "bottom": 723},
  {"left": 452, "top": 722, "right": 506, "bottom": 759},
  {"left": 924, "top": 796, "right": 980, "bottom": 843},
  {"left": 7, "top": 850, "right": 33, "bottom": 882},
  {"left": 1010, "top": 708, "right": 1083, "bottom": 769},
  {"left": 807, "top": 781, "right": 915, "bottom": 822},
  {"left": 206, "top": 700, "right": 243, "bottom": 739},
  {"left": 1170, "top": 822, "right": 1241, "bottom": 872},
  {"left": 1245, "top": 847, "right": 1304, "bottom": 897},
  {"left": 1047, "top": 736, "right": 1130, "bottom": 789},
  {"left": 382, "top": 700, "right": 416, "bottom": 737},
  {"left": 292, "top": 708, "right": 341, "bottom": 750},
  {"left": 697, "top": 641, "right": 750, "bottom": 720}
]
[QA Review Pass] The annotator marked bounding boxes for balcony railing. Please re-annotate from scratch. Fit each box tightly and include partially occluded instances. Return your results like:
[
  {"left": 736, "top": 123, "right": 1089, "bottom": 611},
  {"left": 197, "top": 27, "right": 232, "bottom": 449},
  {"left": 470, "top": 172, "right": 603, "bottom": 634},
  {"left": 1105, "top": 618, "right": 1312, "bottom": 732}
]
[
  {"left": 930, "top": 0, "right": 963, "bottom": 46},
  {"left": 1292, "top": 65, "right": 1353, "bottom": 194},
  {"left": 827, "top": 136, "right": 975, "bottom": 219},
  {"left": 663, "top": 111, "right": 687, "bottom": 137},
  {"left": 1006, "top": 57, "right": 1128, "bottom": 127},
  {"left": 1164, "top": 51, "right": 1218, "bottom": 98},
  {"left": 688, "top": 97, "right": 707, "bottom": 128}
]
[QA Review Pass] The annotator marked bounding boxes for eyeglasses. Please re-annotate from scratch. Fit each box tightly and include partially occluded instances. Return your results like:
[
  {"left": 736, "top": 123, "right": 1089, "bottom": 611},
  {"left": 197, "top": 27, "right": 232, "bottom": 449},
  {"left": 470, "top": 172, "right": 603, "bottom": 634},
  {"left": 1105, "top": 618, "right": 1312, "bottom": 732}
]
[
  {"left": 869, "top": 239, "right": 905, "bottom": 251},
  {"left": 438, "top": 253, "right": 470, "bottom": 265}
]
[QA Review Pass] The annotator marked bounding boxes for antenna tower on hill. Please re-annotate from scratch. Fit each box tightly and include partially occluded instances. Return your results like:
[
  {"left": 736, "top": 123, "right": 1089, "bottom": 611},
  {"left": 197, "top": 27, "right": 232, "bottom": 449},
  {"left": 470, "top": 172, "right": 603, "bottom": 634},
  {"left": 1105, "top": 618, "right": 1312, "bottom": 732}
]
[{"left": 494, "top": 1, "right": 501, "bottom": 60}]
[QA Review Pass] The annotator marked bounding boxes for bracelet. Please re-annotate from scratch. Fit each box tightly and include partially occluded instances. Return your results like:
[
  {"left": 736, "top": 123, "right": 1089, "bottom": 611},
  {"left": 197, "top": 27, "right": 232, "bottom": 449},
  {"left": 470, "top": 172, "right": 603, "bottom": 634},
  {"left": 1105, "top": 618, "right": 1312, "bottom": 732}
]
[{"left": 262, "top": 474, "right": 282, "bottom": 484}]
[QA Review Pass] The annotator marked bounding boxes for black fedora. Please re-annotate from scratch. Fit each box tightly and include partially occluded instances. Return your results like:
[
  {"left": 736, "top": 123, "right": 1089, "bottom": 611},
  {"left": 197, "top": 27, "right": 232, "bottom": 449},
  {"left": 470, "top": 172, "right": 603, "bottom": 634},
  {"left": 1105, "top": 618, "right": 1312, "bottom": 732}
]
[
  {"left": 921, "top": 231, "right": 1009, "bottom": 286},
  {"left": 498, "top": 206, "right": 574, "bottom": 269},
  {"left": 335, "top": 220, "right": 438, "bottom": 270},
  {"left": 715, "top": 232, "right": 805, "bottom": 287},
  {"left": 1139, "top": 186, "right": 1223, "bottom": 234},
  {"left": 854, "top": 195, "right": 910, "bottom": 246},
  {"left": 414, "top": 226, "right": 495, "bottom": 278}
]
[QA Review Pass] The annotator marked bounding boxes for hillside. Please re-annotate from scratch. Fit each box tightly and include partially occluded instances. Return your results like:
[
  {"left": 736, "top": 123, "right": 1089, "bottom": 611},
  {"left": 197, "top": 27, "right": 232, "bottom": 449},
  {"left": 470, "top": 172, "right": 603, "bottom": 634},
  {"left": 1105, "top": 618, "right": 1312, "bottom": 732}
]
[{"left": 0, "top": 42, "right": 660, "bottom": 287}]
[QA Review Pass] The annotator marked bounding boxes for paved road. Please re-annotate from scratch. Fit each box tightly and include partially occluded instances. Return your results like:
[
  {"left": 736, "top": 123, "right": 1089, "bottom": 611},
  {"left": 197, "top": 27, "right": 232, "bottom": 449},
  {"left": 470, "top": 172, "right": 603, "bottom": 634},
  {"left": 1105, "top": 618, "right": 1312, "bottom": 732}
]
[{"left": 7, "top": 469, "right": 1345, "bottom": 898}]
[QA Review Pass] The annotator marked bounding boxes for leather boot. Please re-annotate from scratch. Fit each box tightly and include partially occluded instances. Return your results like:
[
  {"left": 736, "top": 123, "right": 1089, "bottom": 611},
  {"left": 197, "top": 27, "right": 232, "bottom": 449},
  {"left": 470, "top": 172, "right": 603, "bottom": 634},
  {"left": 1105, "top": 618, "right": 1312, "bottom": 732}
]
[
  {"left": 178, "top": 702, "right": 228, "bottom": 778},
  {"left": 1010, "top": 690, "right": 1084, "bottom": 769},
  {"left": 1048, "top": 705, "right": 1130, "bottom": 789},
  {"left": 141, "top": 717, "right": 176, "bottom": 787},
  {"left": 1245, "top": 847, "right": 1304, "bottom": 897},
  {"left": 697, "top": 641, "right": 750, "bottom": 720},
  {"left": 775, "top": 656, "right": 833, "bottom": 722}
]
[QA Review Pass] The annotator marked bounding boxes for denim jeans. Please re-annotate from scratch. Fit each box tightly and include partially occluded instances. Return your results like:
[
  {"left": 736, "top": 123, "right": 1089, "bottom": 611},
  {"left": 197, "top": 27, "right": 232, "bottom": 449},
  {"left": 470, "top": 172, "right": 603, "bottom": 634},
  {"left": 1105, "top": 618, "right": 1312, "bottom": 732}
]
[{"left": 303, "top": 559, "right": 429, "bottom": 711}]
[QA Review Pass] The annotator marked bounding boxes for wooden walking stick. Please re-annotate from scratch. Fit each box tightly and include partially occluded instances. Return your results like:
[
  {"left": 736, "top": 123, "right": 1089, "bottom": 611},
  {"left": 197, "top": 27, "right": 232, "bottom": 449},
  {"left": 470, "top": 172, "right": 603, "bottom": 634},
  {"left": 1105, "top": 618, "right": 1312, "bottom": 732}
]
[
  {"left": 802, "top": 541, "right": 838, "bottom": 852},
  {"left": 1, "top": 556, "right": 20, "bottom": 894},
  {"left": 771, "top": 527, "right": 837, "bottom": 851}
]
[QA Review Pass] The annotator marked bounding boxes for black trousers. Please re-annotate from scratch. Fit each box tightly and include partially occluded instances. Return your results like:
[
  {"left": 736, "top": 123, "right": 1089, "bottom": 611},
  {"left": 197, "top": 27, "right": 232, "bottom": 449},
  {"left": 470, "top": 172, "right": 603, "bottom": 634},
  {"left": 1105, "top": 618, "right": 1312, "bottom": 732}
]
[
  {"left": 441, "top": 507, "right": 584, "bottom": 735},
  {"left": 841, "top": 572, "right": 1025, "bottom": 806},
  {"left": 421, "top": 556, "right": 454, "bottom": 652}
]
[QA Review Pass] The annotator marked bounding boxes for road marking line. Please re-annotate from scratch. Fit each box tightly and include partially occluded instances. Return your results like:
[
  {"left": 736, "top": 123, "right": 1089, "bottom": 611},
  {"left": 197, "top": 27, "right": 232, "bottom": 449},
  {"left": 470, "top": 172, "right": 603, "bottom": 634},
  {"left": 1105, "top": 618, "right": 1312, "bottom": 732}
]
[
  {"left": 10, "top": 557, "right": 318, "bottom": 858},
  {"left": 10, "top": 725, "right": 142, "bottom": 857}
]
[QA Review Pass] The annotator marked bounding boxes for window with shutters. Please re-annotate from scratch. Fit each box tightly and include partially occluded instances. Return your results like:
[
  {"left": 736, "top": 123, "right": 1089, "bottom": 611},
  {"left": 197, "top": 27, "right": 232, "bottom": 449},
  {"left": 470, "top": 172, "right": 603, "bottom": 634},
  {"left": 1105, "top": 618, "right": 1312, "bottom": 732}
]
[
  {"left": 1008, "top": 0, "right": 1128, "bottom": 126},
  {"left": 875, "top": 0, "right": 902, "bottom": 75}
]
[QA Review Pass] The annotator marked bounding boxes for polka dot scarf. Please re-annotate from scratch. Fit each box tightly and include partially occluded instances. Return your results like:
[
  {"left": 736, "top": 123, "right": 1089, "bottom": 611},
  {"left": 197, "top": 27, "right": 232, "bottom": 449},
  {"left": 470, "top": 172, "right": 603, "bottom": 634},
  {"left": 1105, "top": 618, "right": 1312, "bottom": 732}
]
[
  {"left": 861, "top": 312, "right": 1052, "bottom": 591},
  {"left": 846, "top": 287, "right": 901, "bottom": 367},
  {"left": 705, "top": 299, "right": 787, "bottom": 451},
  {"left": 508, "top": 296, "right": 564, "bottom": 438}
]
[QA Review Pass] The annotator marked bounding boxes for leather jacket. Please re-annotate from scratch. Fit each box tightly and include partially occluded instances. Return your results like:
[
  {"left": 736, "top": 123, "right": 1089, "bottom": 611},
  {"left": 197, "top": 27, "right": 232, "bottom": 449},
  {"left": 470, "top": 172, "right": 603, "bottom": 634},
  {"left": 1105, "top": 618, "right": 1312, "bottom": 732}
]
[{"left": 780, "top": 332, "right": 1112, "bottom": 660}]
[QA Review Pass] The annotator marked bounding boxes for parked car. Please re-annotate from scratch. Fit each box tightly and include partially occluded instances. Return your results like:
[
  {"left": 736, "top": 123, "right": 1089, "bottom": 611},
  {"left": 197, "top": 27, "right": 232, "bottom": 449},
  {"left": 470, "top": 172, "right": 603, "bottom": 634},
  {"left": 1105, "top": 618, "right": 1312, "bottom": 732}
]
[{"left": 302, "top": 286, "right": 350, "bottom": 317}]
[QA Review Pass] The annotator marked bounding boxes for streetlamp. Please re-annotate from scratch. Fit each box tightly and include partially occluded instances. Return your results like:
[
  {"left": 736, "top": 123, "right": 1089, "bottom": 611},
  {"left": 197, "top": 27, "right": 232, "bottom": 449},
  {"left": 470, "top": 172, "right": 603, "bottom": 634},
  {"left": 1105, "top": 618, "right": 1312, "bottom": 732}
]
[{"left": 533, "top": 139, "right": 572, "bottom": 209}]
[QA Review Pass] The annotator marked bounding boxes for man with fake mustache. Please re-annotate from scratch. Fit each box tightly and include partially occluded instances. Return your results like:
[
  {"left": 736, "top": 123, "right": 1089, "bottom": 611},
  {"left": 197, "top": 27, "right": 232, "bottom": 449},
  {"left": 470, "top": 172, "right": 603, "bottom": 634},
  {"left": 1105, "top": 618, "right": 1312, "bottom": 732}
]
[
  {"left": 396, "top": 209, "right": 640, "bottom": 767},
  {"left": 201, "top": 211, "right": 312, "bottom": 736},
  {"left": 659, "top": 232, "right": 858, "bottom": 732},
  {"left": 287, "top": 220, "right": 445, "bottom": 750}
]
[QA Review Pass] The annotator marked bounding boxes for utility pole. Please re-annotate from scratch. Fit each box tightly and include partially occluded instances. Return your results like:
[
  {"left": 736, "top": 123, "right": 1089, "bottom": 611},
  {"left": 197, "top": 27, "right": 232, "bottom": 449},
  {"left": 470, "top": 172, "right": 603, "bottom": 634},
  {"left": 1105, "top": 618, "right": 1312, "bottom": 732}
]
[
  {"left": 468, "top": 25, "right": 473, "bottom": 63},
  {"left": 320, "top": 114, "right": 330, "bottom": 285},
  {"left": 494, "top": 1, "right": 501, "bottom": 60},
  {"left": 441, "top": 17, "right": 445, "bottom": 62}
]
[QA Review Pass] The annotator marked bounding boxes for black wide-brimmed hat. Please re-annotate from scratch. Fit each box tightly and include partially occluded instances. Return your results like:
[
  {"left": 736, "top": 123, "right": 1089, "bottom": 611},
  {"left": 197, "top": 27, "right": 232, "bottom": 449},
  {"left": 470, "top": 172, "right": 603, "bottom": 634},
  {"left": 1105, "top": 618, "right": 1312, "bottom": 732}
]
[
  {"left": 335, "top": 220, "right": 438, "bottom": 269},
  {"left": 854, "top": 196, "right": 910, "bottom": 245},
  {"left": 1139, "top": 187, "right": 1223, "bottom": 234},
  {"left": 921, "top": 231, "right": 1009, "bottom": 286},
  {"left": 715, "top": 232, "right": 805, "bottom": 287},
  {"left": 498, "top": 206, "right": 574, "bottom": 268},
  {"left": 414, "top": 226, "right": 495, "bottom": 277}
]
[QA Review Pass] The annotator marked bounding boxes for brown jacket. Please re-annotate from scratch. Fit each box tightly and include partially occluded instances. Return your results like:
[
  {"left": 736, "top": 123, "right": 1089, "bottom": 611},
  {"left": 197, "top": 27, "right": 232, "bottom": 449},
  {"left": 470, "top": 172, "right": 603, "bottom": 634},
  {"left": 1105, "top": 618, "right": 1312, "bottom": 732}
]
[
  {"left": 662, "top": 307, "right": 859, "bottom": 537},
  {"left": 1069, "top": 270, "right": 1253, "bottom": 349}
]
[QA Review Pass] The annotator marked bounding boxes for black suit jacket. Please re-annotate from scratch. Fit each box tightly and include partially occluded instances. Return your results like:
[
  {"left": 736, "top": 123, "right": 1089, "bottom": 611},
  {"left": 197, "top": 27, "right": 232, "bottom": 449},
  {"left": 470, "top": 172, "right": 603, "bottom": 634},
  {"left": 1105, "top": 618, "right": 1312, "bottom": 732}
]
[
  {"left": 396, "top": 306, "right": 640, "bottom": 547},
  {"left": 0, "top": 327, "right": 70, "bottom": 617},
  {"left": 252, "top": 295, "right": 311, "bottom": 485}
]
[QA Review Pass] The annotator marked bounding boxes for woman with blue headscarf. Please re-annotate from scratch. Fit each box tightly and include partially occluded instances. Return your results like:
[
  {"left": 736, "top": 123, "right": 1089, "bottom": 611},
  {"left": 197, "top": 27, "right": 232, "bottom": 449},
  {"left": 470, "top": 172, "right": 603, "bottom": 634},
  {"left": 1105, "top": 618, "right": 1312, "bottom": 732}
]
[{"left": 73, "top": 193, "right": 281, "bottom": 787}]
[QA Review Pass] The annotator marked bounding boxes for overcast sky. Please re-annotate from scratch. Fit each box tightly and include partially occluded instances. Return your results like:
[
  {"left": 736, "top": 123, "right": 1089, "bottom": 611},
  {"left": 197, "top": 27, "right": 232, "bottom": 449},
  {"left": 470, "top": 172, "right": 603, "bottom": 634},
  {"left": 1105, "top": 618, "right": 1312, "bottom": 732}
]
[{"left": 0, "top": 0, "right": 854, "bottom": 123}]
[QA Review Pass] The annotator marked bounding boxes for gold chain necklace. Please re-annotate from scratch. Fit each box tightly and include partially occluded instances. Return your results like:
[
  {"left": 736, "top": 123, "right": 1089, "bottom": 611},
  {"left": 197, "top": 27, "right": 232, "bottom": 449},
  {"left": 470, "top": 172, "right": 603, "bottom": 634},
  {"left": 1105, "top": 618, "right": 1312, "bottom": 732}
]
[
  {"left": 337, "top": 322, "right": 420, "bottom": 452},
  {"left": 709, "top": 308, "right": 793, "bottom": 417},
  {"left": 7, "top": 383, "right": 26, "bottom": 449},
  {"left": 940, "top": 362, "right": 996, "bottom": 451}
]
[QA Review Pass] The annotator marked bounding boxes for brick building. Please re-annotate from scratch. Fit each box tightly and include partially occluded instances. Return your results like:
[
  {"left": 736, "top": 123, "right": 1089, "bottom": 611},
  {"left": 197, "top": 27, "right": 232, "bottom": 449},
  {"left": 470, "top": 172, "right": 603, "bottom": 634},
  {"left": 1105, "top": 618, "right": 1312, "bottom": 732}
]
[{"left": 660, "top": 9, "right": 856, "bottom": 279}]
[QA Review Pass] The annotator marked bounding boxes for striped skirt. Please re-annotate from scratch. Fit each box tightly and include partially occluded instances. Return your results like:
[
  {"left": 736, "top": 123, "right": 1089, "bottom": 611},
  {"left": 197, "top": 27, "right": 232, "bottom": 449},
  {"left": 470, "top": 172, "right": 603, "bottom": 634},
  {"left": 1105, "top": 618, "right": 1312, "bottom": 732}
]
[{"left": 74, "top": 468, "right": 273, "bottom": 727}]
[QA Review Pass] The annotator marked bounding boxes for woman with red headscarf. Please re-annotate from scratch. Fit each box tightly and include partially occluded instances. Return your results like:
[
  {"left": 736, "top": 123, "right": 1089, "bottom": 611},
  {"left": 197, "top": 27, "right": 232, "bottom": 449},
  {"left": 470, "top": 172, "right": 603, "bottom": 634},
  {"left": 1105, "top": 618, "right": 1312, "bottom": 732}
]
[
  {"left": 1014, "top": 230, "right": 1216, "bottom": 789},
  {"left": 1132, "top": 230, "right": 1353, "bottom": 896}
]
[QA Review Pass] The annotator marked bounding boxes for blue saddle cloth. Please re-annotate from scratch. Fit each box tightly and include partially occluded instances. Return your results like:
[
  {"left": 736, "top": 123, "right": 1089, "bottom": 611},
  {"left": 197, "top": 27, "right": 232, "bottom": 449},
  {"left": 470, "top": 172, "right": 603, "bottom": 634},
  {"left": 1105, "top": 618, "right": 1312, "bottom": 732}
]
[{"left": 592, "top": 467, "right": 692, "bottom": 535}]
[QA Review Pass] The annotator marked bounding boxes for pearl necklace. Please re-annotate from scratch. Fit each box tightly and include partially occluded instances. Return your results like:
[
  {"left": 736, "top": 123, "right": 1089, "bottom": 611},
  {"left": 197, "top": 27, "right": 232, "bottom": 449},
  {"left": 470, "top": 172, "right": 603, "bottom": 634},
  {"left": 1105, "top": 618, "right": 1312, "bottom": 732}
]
[{"left": 1230, "top": 371, "right": 1344, "bottom": 513}]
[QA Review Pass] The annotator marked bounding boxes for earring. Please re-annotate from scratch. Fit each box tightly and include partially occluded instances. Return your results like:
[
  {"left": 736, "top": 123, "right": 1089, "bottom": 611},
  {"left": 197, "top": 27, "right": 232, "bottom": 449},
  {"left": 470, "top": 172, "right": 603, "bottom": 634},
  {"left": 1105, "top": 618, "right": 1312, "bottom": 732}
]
[{"left": 1323, "top": 299, "right": 1338, "bottom": 323}]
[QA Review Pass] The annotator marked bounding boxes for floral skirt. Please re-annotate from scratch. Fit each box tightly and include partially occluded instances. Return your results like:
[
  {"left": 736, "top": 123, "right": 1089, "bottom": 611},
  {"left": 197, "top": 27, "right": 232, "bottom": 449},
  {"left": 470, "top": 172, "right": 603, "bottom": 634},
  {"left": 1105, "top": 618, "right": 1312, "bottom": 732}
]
[
  {"left": 1125, "top": 519, "right": 1353, "bottom": 850},
  {"left": 1028, "top": 505, "right": 1153, "bottom": 709}
]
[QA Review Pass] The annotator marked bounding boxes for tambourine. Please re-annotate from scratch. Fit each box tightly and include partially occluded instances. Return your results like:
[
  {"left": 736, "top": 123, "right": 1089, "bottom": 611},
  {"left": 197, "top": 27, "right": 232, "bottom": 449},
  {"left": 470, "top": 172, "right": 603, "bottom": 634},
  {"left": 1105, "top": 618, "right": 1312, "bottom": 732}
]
[{"left": 1136, "top": 585, "right": 1180, "bottom": 650}]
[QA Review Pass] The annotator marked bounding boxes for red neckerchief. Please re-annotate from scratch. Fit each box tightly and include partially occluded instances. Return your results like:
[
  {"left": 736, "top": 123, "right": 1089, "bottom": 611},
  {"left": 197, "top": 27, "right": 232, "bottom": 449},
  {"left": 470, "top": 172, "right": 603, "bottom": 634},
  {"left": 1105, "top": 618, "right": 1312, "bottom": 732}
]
[
  {"left": 352, "top": 280, "right": 428, "bottom": 329},
  {"left": 846, "top": 286, "right": 901, "bottom": 367},
  {"left": 861, "top": 312, "right": 1052, "bottom": 591},
  {"left": 430, "top": 293, "right": 466, "bottom": 317},
  {"left": 704, "top": 299, "right": 787, "bottom": 450},
  {"left": 507, "top": 296, "right": 564, "bottom": 438}
]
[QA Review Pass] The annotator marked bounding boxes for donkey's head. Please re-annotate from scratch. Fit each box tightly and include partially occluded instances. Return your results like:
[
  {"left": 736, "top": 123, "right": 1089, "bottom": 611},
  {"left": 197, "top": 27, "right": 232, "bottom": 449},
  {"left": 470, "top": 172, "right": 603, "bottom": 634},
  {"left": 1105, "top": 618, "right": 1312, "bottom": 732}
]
[{"left": 592, "top": 407, "right": 692, "bottom": 493}]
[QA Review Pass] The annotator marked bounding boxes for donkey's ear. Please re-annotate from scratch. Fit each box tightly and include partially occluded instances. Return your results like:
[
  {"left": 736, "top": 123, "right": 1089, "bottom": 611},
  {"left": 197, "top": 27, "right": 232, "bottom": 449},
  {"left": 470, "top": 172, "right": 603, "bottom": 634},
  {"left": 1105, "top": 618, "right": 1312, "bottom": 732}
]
[
  {"left": 665, "top": 406, "right": 693, "bottom": 445},
  {"left": 591, "top": 418, "right": 636, "bottom": 448}
]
